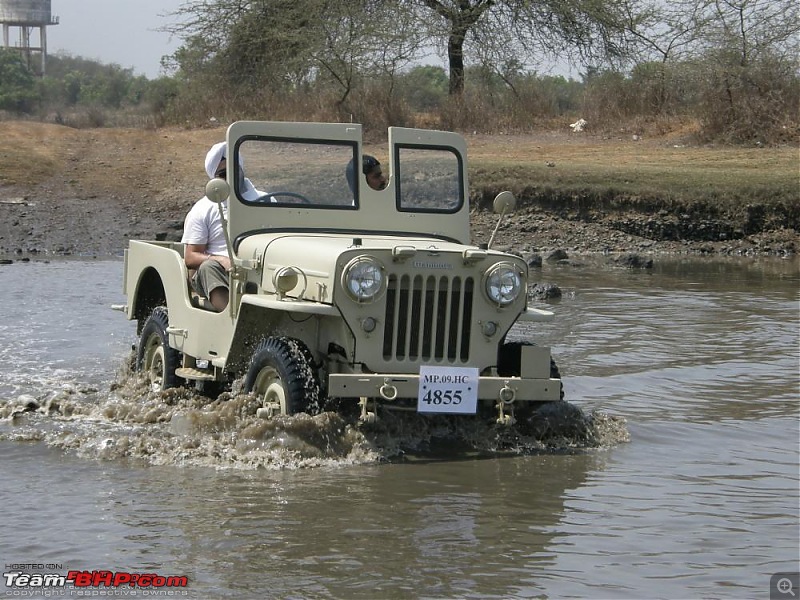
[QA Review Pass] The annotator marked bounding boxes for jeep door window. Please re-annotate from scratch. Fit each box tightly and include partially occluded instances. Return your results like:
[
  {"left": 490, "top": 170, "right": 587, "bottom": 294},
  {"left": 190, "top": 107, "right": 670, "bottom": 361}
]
[
  {"left": 235, "top": 138, "right": 358, "bottom": 208},
  {"left": 395, "top": 146, "right": 463, "bottom": 213}
]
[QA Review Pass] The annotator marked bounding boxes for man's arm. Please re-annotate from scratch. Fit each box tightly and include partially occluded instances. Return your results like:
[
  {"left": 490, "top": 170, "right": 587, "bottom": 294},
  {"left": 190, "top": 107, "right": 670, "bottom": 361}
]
[
  {"left": 184, "top": 243, "right": 209, "bottom": 270},
  {"left": 185, "top": 244, "right": 231, "bottom": 271}
]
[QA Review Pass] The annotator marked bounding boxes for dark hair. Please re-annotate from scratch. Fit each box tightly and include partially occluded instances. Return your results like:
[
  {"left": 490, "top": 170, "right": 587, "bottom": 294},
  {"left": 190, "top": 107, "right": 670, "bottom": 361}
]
[
  {"left": 346, "top": 154, "right": 381, "bottom": 194},
  {"left": 362, "top": 154, "right": 380, "bottom": 174}
]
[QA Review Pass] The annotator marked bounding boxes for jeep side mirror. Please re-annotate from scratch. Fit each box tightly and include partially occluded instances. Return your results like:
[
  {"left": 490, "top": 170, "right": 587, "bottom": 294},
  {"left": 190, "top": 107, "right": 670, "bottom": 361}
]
[
  {"left": 488, "top": 191, "right": 516, "bottom": 249},
  {"left": 493, "top": 190, "right": 516, "bottom": 215},
  {"left": 205, "top": 178, "right": 230, "bottom": 203},
  {"left": 204, "top": 177, "right": 236, "bottom": 307}
]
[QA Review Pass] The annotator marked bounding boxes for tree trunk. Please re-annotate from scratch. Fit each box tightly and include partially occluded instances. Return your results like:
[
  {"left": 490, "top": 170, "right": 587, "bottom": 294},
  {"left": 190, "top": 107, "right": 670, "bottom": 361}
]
[
  {"left": 420, "top": 0, "right": 493, "bottom": 96},
  {"left": 448, "top": 24, "right": 468, "bottom": 95}
]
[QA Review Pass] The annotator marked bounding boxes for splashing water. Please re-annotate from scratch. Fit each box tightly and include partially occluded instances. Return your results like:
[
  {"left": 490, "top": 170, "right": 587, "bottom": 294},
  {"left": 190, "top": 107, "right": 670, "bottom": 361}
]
[{"left": 0, "top": 354, "right": 628, "bottom": 468}]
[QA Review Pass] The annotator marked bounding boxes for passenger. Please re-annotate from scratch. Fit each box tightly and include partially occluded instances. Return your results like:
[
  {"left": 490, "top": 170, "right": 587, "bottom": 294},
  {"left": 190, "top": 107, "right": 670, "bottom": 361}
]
[
  {"left": 181, "top": 142, "right": 261, "bottom": 311},
  {"left": 346, "top": 154, "right": 388, "bottom": 195}
]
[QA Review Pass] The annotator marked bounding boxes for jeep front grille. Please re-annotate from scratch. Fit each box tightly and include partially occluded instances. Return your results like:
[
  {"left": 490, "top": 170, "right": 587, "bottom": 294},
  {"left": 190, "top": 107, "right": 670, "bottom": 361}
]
[{"left": 382, "top": 274, "right": 474, "bottom": 362}]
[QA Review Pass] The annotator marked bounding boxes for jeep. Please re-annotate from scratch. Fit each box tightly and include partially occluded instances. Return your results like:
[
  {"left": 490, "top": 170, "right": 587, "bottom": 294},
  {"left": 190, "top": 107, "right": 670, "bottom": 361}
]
[{"left": 120, "top": 121, "right": 562, "bottom": 425}]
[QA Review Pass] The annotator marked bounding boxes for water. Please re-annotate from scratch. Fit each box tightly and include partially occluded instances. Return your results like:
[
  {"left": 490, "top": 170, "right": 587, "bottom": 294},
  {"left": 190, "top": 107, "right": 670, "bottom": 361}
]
[{"left": 1, "top": 257, "right": 798, "bottom": 599}]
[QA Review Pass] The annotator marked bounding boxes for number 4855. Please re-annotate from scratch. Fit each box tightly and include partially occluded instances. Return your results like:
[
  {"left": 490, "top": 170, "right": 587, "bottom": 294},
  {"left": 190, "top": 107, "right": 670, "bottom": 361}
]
[{"left": 421, "top": 389, "right": 463, "bottom": 405}]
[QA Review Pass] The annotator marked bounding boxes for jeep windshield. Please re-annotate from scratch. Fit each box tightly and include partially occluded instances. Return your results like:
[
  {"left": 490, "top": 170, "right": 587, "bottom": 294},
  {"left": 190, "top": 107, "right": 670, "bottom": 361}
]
[{"left": 233, "top": 136, "right": 464, "bottom": 213}]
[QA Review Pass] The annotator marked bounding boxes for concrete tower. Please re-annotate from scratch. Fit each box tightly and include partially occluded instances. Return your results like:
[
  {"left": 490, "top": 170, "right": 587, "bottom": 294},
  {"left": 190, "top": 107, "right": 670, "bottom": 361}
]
[{"left": 0, "top": 0, "right": 59, "bottom": 75}]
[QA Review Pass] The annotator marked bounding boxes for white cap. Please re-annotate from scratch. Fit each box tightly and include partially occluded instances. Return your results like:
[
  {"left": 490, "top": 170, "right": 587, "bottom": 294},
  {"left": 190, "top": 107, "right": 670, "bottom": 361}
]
[{"left": 205, "top": 142, "right": 226, "bottom": 179}]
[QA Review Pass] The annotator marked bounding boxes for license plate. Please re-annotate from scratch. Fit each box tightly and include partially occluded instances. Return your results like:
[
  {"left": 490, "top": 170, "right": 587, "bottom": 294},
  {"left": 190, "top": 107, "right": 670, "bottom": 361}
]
[{"left": 417, "top": 366, "right": 479, "bottom": 414}]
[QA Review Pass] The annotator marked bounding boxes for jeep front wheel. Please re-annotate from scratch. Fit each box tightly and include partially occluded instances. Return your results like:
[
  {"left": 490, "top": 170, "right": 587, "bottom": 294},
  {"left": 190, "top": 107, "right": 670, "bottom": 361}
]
[
  {"left": 243, "top": 337, "right": 321, "bottom": 416},
  {"left": 136, "top": 307, "right": 182, "bottom": 392}
]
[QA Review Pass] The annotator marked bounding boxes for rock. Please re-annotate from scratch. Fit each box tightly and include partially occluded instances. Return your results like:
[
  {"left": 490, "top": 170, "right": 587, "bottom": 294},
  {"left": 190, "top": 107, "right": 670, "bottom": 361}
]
[
  {"left": 17, "top": 395, "right": 39, "bottom": 412},
  {"left": 546, "top": 249, "right": 569, "bottom": 262},
  {"left": 525, "top": 254, "right": 543, "bottom": 268},
  {"left": 614, "top": 253, "right": 654, "bottom": 269},
  {"left": 529, "top": 282, "right": 562, "bottom": 300}
]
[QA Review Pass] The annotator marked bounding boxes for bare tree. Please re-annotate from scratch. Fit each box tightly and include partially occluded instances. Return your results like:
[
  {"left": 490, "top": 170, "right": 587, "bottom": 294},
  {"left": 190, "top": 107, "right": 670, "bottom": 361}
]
[
  {"left": 165, "top": 0, "right": 642, "bottom": 98},
  {"left": 620, "top": 0, "right": 710, "bottom": 64},
  {"left": 702, "top": 0, "right": 799, "bottom": 64},
  {"left": 163, "top": 0, "right": 424, "bottom": 105},
  {"left": 695, "top": 0, "right": 799, "bottom": 140},
  {"left": 411, "top": 0, "right": 638, "bottom": 96}
]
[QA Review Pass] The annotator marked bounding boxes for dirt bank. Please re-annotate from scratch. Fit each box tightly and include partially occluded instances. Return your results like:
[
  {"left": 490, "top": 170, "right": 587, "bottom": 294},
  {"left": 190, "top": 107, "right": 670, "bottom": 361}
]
[{"left": 0, "top": 121, "right": 797, "bottom": 261}]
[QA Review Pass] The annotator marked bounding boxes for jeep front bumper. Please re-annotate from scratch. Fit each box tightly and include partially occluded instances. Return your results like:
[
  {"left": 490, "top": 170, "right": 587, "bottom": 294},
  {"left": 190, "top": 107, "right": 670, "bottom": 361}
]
[{"left": 327, "top": 373, "right": 562, "bottom": 403}]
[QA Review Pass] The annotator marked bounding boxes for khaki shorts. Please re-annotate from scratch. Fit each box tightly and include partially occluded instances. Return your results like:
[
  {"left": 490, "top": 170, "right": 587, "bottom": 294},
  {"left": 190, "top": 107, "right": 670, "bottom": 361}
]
[{"left": 191, "top": 259, "right": 228, "bottom": 299}]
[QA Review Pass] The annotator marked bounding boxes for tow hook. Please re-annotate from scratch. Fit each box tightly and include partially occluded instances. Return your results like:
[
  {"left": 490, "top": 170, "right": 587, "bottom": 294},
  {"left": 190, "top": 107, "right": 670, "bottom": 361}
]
[
  {"left": 496, "top": 381, "right": 517, "bottom": 426},
  {"left": 379, "top": 379, "right": 398, "bottom": 401},
  {"left": 359, "top": 397, "right": 378, "bottom": 424}
]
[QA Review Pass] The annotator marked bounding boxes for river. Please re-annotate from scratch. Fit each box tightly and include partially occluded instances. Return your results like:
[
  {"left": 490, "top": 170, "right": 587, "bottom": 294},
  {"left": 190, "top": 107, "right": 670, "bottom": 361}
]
[{"left": 1, "top": 256, "right": 797, "bottom": 599}]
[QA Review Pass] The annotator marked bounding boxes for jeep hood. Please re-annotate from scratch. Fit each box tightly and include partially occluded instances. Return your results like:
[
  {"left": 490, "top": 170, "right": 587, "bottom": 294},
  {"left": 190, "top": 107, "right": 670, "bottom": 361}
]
[{"left": 236, "top": 233, "right": 504, "bottom": 303}]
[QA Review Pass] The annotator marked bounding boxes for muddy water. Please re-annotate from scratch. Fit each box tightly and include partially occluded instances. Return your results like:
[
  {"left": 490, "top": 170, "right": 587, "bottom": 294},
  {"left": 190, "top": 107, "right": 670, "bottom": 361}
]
[{"left": 1, "top": 257, "right": 798, "bottom": 599}]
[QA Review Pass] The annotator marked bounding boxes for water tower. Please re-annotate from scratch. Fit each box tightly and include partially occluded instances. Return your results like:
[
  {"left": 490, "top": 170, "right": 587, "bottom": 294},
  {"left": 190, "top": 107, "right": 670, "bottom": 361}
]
[{"left": 0, "top": 0, "right": 59, "bottom": 75}]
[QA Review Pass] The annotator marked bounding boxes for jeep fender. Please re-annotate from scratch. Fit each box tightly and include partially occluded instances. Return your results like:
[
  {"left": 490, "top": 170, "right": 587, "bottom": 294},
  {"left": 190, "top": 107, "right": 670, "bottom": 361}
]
[
  {"left": 125, "top": 242, "right": 191, "bottom": 328},
  {"left": 225, "top": 295, "right": 343, "bottom": 374}
]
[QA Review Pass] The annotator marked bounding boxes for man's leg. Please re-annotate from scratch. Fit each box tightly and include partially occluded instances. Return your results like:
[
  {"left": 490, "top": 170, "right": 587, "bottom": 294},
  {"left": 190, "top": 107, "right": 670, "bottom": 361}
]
[
  {"left": 208, "top": 285, "right": 229, "bottom": 311},
  {"left": 192, "top": 260, "right": 229, "bottom": 311}
]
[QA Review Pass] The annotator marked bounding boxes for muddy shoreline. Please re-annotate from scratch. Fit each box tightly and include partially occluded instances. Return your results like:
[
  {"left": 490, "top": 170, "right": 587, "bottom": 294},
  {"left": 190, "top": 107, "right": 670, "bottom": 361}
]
[{"left": 1, "top": 188, "right": 796, "bottom": 264}]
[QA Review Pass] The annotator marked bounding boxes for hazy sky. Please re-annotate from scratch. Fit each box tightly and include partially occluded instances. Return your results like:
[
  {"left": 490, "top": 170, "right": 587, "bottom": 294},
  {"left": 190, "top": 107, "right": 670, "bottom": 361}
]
[
  {"left": 33, "top": 1, "right": 575, "bottom": 80},
  {"left": 45, "top": 0, "right": 185, "bottom": 78}
]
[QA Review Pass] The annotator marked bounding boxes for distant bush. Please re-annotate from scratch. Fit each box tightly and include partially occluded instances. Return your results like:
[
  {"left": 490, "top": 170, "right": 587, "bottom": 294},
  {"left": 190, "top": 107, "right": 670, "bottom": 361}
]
[
  {"left": 0, "top": 46, "right": 796, "bottom": 146},
  {"left": 694, "top": 49, "right": 800, "bottom": 145},
  {"left": 0, "top": 49, "right": 37, "bottom": 112}
]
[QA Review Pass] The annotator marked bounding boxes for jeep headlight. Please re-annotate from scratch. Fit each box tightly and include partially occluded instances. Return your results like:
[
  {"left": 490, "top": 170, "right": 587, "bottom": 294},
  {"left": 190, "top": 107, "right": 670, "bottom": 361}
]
[
  {"left": 343, "top": 256, "right": 385, "bottom": 302},
  {"left": 484, "top": 262, "right": 522, "bottom": 306}
]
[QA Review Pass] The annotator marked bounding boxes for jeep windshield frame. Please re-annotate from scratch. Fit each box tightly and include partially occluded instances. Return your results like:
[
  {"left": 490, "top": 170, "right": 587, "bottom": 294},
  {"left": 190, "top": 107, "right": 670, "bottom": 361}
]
[
  {"left": 233, "top": 135, "right": 360, "bottom": 209},
  {"left": 394, "top": 144, "right": 464, "bottom": 214},
  {"left": 224, "top": 122, "right": 472, "bottom": 246}
]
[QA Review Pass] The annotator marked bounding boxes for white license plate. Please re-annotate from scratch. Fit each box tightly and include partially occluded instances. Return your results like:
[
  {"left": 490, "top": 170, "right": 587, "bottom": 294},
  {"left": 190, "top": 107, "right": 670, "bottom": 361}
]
[{"left": 417, "top": 366, "right": 479, "bottom": 414}]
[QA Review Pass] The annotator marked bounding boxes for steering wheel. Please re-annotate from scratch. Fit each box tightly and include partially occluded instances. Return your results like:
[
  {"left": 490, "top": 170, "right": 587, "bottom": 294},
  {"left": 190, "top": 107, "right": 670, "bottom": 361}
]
[{"left": 255, "top": 191, "right": 312, "bottom": 205}]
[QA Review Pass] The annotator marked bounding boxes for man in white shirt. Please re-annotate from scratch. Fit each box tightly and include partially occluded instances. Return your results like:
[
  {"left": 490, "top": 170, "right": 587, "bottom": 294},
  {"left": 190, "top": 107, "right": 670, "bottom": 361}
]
[{"left": 182, "top": 142, "right": 261, "bottom": 311}]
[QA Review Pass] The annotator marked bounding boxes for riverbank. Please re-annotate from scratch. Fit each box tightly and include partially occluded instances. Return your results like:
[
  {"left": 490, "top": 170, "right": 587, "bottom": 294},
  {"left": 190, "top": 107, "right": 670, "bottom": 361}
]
[{"left": 0, "top": 121, "right": 797, "bottom": 260}]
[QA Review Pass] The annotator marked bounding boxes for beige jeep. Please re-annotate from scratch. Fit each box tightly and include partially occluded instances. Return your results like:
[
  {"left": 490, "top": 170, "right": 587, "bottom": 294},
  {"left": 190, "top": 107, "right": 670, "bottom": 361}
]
[{"left": 121, "top": 121, "right": 562, "bottom": 425}]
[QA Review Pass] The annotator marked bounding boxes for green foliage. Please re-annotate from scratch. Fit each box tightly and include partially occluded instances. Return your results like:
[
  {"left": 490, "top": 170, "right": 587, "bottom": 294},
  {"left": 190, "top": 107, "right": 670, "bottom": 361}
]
[
  {"left": 43, "top": 55, "right": 141, "bottom": 108},
  {"left": 399, "top": 66, "right": 448, "bottom": 111},
  {"left": 536, "top": 75, "right": 583, "bottom": 115},
  {"left": 0, "top": 49, "right": 37, "bottom": 112},
  {"left": 143, "top": 77, "right": 180, "bottom": 114}
]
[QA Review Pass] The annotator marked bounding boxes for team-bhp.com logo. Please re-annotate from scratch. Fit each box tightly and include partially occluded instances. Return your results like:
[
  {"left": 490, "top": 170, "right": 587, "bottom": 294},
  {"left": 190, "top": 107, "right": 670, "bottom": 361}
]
[{"left": 3, "top": 568, "right": 189, "bottom": 595}]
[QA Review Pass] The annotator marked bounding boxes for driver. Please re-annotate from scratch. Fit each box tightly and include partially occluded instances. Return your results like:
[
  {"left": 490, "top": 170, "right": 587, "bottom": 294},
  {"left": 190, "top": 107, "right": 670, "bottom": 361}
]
[
  {"left": 181, "top": 142, "right": 262, "bottom": 311},
  {"left": 346, "top": 154, "right": 388, "bottom": 195}
]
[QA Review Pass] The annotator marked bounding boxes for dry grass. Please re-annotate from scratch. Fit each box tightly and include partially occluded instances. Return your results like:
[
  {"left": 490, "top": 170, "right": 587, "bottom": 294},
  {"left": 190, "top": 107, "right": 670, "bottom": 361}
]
[
  {"left": 1, "top": 121, "right": 797, "bottom": 213},
  {"left": 0, "top": 121, "right": 80, "bottom": 186},
  {"left": 466, "top": 132, "right": 799, "bottom": 208}
]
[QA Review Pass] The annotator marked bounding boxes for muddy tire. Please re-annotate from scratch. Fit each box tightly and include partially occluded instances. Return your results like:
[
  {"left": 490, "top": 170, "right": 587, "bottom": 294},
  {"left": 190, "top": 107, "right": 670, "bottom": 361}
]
[
  {"left": 243, "top": 337, "right": 321, "bottom": 416},
  {"left": 136, "top": 307, "right": 182, "bottom": 392}
]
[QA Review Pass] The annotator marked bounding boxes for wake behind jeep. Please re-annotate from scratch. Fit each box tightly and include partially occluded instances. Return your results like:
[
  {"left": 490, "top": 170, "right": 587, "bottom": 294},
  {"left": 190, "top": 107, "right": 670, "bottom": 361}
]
[{"left": 121, "top": 121, "right": 563, "bottom": 426}]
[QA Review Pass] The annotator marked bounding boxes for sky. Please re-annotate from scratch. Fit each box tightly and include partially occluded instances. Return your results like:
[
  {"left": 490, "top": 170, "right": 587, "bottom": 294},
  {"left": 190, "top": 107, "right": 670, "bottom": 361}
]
[
  {"left": 44, "top": 0, "right": 186, "bottom": 78},
  {"left": 28, "top": 0, "right": 576, "bottom": 80}
]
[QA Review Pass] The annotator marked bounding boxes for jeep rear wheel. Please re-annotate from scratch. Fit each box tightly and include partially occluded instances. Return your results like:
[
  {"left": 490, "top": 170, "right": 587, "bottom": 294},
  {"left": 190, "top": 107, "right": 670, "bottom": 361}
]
[
  {"left": 137, "top": 307, "right": 182, "bottom": 392},
  {"left": 243, "top": 337, "right": 321, "bottom": 416}
]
